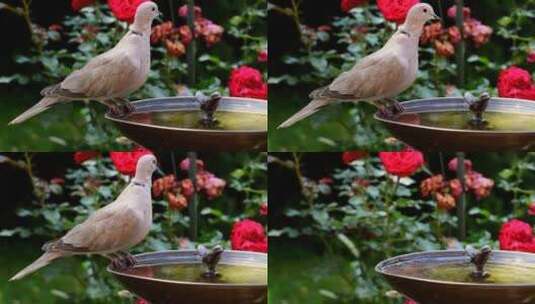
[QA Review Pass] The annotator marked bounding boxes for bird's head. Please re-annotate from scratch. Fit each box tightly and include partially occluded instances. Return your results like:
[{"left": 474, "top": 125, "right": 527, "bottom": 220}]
[
  {"left": 133, "top": 1, "right": 160, "bottom": 28},
  {"left": 135, "top": 154, "right": 159, "bottom": 181},
  {"left": 405, "top": 3, "right": 440, "bottom": 27}
]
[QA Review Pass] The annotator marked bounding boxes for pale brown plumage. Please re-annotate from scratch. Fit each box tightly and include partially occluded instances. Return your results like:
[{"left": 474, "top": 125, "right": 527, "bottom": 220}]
[
  {"left": 278, "top": 3, "right": 439, "bottom": 128},
  {"left": 8, "top": 2, "right": 160, "bottom": 125},
  {"left": 9, "top": 155, "right": 158, "bottom": 281}
]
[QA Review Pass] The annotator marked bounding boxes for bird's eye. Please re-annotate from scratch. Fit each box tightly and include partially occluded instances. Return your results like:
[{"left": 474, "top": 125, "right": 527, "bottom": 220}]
[
  {"left": 423, "top": 8, "right": 428, "bottom": 13},
  {"left": 152, "top": 7, "right": 155, "bottom": 11}
]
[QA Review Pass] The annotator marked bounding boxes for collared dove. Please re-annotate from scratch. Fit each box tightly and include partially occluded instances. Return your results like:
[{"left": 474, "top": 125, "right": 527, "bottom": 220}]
[
  {"left": 278, "top": 3, "right": 440, "bottom": 129},
  {"left": 8, "top": 1, "right": 161, "bottom": 125},
  {"left": 9, "top": 154, "right": 158, "bottom": 281}
]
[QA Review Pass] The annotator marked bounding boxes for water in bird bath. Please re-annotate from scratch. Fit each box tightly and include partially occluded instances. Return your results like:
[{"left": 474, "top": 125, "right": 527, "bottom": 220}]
[
  {"left": 125, "top": 111, "right": 267, "bottom": 131},
  {"left": 394, "top": 111, "right": 535, "bottom": 131},
  {"left": 126, "top": 263, "right": 267, "bottom": 284},
  {"left": 383, "top": 260, "right": 535, "bottom": 284}
]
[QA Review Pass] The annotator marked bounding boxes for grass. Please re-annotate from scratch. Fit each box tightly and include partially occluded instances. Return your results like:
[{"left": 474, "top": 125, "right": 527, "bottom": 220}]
[
  {"left": 0, "top": 89, "right": 120, "bottom": 151},
  {"left": 268, "top": 238, "right": 353, "bottom": 304},
  {"left": 268, "top": 89, "right": 388, "bottom": 152},
  {"left": 0, "top": 240, "right": 85, "bottom": 304}
]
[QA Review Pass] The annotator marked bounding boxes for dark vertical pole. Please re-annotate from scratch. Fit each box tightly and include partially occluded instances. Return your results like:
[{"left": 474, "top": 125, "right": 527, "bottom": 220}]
[
  {"left": 187, "top": 152, "right": 199, "bottom": 241},
  {"left": 455, "top": 0, "right": 465, "bottom": 88},
  {"left": 168, "top": 0, "right": 176, "bottom": 25},
  {"left": 186, "top": 0, "right": 197, "bottom": 86},
  {"left": 456, "top": 152, "right": 466, "bottom": 241}
]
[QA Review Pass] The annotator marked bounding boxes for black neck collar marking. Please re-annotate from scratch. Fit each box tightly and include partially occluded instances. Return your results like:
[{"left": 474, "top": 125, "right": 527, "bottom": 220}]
[
  {"left": 399, "top": 29, "right": 411, "bottom": 38},
  {"left": 131, "top": 30, "right": 143, "bottom": 37},
  {"left": 133, "top": 181, "right": 146, "bottom": 187}
]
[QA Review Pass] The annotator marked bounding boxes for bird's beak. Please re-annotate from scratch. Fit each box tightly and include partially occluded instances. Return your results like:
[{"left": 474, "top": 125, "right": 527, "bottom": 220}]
[
  {"left": 155, "top": 11, "right": 163, "bottom": 22},
  {"left": 432, "top": 13, "right": 441, "bottom": 21},
  {"left": 155, "top": 167, "right": 165, "bottom": 177}
]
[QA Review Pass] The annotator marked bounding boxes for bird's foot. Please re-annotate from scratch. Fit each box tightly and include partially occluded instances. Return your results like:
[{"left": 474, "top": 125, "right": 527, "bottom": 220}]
[
  {"left": 386, "top": 98, "right": 405, "bottom": 116},
  {"left": 114, "top": 98, "right": 135, "bottom": 116},
  {"left": 120, "top": 102, "right": 135, "bottom": 115},
  {"left": 391, "top": 101, "right": 405, "bottom": 115},
  {"left": 378, "top": 106, "right": 394, "bottom": 118},
  {"left": 106, "top": 105, "right": 125, "bottom": 118},
  {"left": 110, "top": 257, "right": 129, "bottom": 270},
  {"left": 122, "top": 252, "right": 137, "bottom": 268},
  {"left": 110, "top": 252, "right": 137, "bottom": 270}
]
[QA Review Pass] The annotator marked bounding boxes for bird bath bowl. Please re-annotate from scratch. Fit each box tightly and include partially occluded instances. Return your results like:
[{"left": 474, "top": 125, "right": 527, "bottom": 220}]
[
  {"left": 375, "top": 96, "right": 535, "bottom": 151},
  {"left": 376, "top": 249, "right": 535, "bottom": 304},
  {"left": 108, "top": 250, "right": 267, "bottom": 304},
  {"left": 105, "top": 95, "right": 267, "bottom": 151}
]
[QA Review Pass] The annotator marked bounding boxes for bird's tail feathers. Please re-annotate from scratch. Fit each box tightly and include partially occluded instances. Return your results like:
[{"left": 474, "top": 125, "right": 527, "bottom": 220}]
[
  {"left": 277, "top": 98, "right": 329, "bottom": 129},
  {"left": 8, "top": 97, "right": 61, "bottom": 125},
  {"left": 9, "top": 251, "right": 63, "bottom": 281}
]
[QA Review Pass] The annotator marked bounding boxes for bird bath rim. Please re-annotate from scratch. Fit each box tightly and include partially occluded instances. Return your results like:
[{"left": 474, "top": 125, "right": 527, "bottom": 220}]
[
  {"left": 375, "top": 96, "right": 535, "bottom": 134},
  {"left": 375, "top": 249, "right": 535, "bottom": 288},
  {"left": 107, "top": 249, "right": 268, "bottom": 288},
  {"left": 105, "top": 96, "right": 267, "bottom": 134}
]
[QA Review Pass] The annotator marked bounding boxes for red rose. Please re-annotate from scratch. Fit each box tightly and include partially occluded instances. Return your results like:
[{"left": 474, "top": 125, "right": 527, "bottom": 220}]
[
  {"left": 72, "top": 0, "right": 95, "bottom": 12},
  {"left": 404, "top": 299, "right": 418, "bottom": 304},
  {"left": 448, "top": 157, "right": 472, "bottom": 172},
  {"left": 257, "top": 50, "right": 268, "bottom": 63},
  {"left": 377, "top": 0, "right": 420, "bottom": 24},
  {"left": 529, "top": 203, "right": 535, "bottom": 216},
  {"left": 379, "top": 149, "right": 424, "bottom": 177},
  {"left": 230, "top": 219, "right": 268, "bottom": 253},
  {"left": 74, "top": 151, "right": 100, "bottom": 164},
  {"left": 499, "top": 219, "right": 535, "bottom": 253},
  {"left": 259, "top": 203, "right": 268, "bottom": 216},
  {"left": 447, "top": 5, "right": 471, "bottom": 19},
  {"left": 341, "top": 0, "right": 367, "bottom": 13},
  {"left": 228, "top": 66, "right": 267, "bottom": 99},
  {"left": 109, "top": 148, "right": 152, "bottom": 176},
  {"left": 497, "top": 66, "right": 535, "bottom": 100},
  {"left": 107, "top": 0, "right": 148, "bottom": 23},
  {"left": 342, "top": 151, "right": 367, "bottom": 165}
]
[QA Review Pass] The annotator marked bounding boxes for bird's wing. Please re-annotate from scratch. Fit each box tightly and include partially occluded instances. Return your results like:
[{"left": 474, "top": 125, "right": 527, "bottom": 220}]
[
  {"left": 56, "top": 204, "right": 139, "bottom": 253},
  {"left": 326, "top": 52, "right": 406, "bottom": 100},
  {"left": 59, "top": 49, "right": 140, "bottom": 98}
]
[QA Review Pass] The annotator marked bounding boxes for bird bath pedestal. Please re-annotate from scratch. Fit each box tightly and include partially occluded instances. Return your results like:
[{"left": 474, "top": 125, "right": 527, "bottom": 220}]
[
  {"left": 375, "top": 94, "right": 535, "bottom": 151},
  {"left": 105, "top": 94, "right": 267, "bottom": 151},
  {"left": 376, "top": 248, "right": 535, "bottom": 304},
  {"left": 108, "top": 250, "right": 267, "bottom": 304}
]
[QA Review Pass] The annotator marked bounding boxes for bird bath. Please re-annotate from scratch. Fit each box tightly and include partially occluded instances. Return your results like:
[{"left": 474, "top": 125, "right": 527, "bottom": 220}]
[
  {"left": 105, "top": 94, "right": 267, "bottom": 151},
  {"left": 375, "top": 94, "right": 535, "bottom": 151},
  {"left": 376, "top": 248, "right": 535, "bottom": 304},
  {"left": 108, "top": 250, "right": 267, "bottom": 304}
]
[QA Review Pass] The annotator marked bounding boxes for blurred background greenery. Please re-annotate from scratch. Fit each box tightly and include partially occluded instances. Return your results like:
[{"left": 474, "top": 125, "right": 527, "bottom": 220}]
[
  {"left": 0, "top": 0, "right": 266, "bottom": 151},
  {"left": 0, "top": 152, "right": 267, "bottom": 303},
  {"left": 268, "top": 0, "right": 535, "bottom": 151},
  {"left": 268, "top": 152, "right": 535, "bottom": 303}
]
